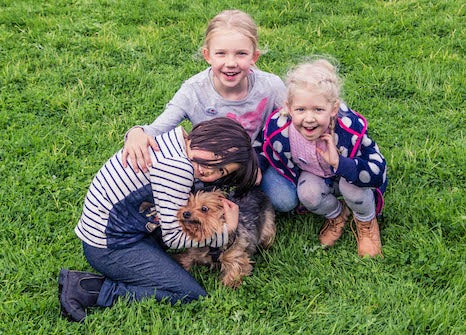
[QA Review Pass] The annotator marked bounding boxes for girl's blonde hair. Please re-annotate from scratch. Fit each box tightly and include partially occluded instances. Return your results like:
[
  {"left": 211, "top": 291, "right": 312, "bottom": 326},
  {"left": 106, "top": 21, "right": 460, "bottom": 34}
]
[
  {"left": 285, "top": 58, "right": 342, "bottom": 112},
  {"left": 203, "top": 10, "right": 259, "bottom": 51}
]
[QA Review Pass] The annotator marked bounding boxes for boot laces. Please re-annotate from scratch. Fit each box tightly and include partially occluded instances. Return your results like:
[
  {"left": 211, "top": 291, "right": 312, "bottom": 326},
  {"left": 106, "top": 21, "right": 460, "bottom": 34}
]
[
  {"left": 351, "top": 218, "right": 374, "bottom": 240},
  {"left": 323, "top": 218, "right": 339, "bottom": 232},
  {"left": 322, "top": 215, "right": 346, "bottom": 235}
]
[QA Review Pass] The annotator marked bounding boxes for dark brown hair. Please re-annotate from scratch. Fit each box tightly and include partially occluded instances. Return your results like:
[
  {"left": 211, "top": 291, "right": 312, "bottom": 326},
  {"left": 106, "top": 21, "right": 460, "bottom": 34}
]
[{"left": 188, "top": 117, "right": 258, "bottom": 195}]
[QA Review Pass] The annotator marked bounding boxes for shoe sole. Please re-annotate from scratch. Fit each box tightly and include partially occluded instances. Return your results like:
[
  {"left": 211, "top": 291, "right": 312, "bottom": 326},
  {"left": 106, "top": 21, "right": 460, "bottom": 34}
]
[
  {"left": 58, "top": 269, "right": 69, "bottom": 317},
  {"left": 58, "top": 268, "right": 67, "bottom": 298}
]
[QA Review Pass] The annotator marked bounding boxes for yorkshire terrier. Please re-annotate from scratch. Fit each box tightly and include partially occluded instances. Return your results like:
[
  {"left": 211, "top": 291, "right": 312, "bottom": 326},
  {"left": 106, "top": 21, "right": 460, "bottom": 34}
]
[{"left": 174, "top": 187, "right": 276, "bottom": 288}]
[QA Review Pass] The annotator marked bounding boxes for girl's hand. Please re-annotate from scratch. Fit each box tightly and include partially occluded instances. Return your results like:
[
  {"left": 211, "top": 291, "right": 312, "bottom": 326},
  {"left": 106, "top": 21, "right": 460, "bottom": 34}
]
[
  {"left": 122, "top": 127, "right": 159, "bottom": 173},
  {"left": 222, "top": 198, "right": 239, "bottom": 233},
  {"left": 317, "top": 133, "right": 340, "bottom": 169}
]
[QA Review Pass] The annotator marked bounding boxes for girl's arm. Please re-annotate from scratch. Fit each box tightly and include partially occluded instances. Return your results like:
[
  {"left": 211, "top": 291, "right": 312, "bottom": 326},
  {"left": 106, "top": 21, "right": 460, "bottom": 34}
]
[
  {"left": 122, "top": 87, "right": 191, "bottom": 172},
  {"left": 151, "top": 157, "right": 229, "bottom": 250},
  {"left": 252, "top": 130, "right": 270, "bottom": 175},
  {"left": 319, "top": 131, "right": 386, "bottom": 188}
]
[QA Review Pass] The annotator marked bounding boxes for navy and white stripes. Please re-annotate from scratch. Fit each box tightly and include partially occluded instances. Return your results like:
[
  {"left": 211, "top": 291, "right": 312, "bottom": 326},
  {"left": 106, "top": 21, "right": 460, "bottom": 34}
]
[{"left": 75, "top": 127, "right": 227, "bottom": 250}]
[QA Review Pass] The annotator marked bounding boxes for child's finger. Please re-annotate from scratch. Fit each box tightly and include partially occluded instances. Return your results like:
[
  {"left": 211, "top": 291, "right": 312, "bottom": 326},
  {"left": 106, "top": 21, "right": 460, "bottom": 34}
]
[
  {"left": 128, "top": 149, "right": 141, "bottom": 173},
  {"left": 148, "top": 137, "right": 160, "bottom": 152},
  {"left": 122, "top": 148, "right": 129, "bottom": 168},
  {"left": 222, "top": 199, "right": 238, "bottom": 211},
  {"left": 319, "top": 133, "right": 332, "bottom": 144}
]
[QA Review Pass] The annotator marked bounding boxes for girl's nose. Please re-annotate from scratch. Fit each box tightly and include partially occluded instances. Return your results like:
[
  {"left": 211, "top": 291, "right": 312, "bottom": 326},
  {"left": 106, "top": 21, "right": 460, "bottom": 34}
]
[
  {"left": 225, "top": 55, "right": 237, "bottom": 67},
  {"left": 304, "top": 111, "right": 315, "bottom": 122}
]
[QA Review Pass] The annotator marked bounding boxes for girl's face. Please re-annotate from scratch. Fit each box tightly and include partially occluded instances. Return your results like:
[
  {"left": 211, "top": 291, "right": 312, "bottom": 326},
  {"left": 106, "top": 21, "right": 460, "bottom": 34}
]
[
  {"left": 287, "top": 87, "right": 339, "bottom": 141},
  {"left": 203, "top": 29, "right": 260, "bottom": 99},
  {"left": 187, "top": 147, "right": 240, "bottom": 183}
]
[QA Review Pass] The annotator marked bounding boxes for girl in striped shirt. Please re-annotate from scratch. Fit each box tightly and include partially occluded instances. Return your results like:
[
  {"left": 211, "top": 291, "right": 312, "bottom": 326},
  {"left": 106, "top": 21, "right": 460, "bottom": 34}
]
[{"left": 59, "top": 117, "right": 258, "bottom": 322}]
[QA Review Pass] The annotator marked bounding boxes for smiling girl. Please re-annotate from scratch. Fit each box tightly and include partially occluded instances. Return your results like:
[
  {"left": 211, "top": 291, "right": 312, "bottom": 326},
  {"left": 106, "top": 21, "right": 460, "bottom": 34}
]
[
  {"left": 123, "top": 10, "right": 285, "bottom": 176},
  {"left": 256, "top": 59, "right": 387, "bottom": 257}
]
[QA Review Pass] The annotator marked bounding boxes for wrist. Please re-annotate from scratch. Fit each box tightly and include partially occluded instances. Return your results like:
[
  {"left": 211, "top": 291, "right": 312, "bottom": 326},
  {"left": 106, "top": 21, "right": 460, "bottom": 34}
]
[{"left": 125, "top": 126, "right": 144, "bottom": 142}]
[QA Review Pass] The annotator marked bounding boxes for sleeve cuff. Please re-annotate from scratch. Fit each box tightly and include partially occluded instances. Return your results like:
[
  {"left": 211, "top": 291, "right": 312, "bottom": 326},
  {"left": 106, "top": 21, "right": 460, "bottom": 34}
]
[{"left": 335, "top": 155, "right": 357, "bottom": 182}]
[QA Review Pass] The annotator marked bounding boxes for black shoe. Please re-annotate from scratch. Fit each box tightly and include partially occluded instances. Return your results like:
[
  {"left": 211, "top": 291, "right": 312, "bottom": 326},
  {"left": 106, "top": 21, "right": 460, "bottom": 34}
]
[{"left": 58, "top": 269, "right": 104, "bottom": 322}]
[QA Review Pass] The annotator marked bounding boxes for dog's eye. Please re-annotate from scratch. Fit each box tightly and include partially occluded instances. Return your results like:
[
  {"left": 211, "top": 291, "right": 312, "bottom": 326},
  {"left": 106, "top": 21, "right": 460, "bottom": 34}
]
[{"left": 201, "top": 206, "right": 209, "bottom": 213}]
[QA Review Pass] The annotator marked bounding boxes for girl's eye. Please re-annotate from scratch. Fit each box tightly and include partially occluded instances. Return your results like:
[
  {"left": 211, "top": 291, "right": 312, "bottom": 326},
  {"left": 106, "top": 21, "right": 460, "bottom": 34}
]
[
  {"left": 219, "top": 168, "right": 225, "bottom": 176},
  {"left": 201, "top": 206, "right": 209, "bottom": 213}
]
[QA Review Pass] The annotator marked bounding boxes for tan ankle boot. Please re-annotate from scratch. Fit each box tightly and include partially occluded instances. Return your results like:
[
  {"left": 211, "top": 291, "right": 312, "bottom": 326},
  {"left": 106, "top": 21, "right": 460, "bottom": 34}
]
[
  {"left": 319, "top": 203, "right": 350, "bottom": 247},
  {"left": 352, "top": 217, "right": 382, "bottom": 257}
]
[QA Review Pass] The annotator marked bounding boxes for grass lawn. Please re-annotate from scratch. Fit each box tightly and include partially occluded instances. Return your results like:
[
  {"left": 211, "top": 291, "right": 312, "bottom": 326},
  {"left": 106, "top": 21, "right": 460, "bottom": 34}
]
[{"left": 1, "top": 0, "right": 464, "bottom": 334}]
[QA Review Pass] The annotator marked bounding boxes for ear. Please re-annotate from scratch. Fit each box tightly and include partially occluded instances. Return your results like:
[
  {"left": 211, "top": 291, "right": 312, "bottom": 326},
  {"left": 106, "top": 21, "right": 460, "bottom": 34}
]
[
  {"left": 251, "top": 50, "right": 260, "bottom": 65},
  {"left": 185, "top": 139, "right": 192, "bottom": 159},
  {"left": 285, "top": 101, "right": 293, "bottom": 117},
  {"left": 330, "top": 100, "right": 340, "bottom": 117},
  {"left": 202, "top": 48, "right": 212, "bottom": 64}
]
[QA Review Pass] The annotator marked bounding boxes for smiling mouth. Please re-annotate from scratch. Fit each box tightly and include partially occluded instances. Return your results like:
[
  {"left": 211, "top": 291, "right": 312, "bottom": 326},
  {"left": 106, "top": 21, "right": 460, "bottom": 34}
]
[
  {"left": 223, "top": 71, "right": 239, "bottom": 77},
  {"left": 304, "top": 125, "right": 318, "bottom": 132}
]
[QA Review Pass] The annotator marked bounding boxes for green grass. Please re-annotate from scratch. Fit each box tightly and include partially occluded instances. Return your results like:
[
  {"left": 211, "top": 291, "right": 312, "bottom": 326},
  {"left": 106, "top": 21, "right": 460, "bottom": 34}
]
[{"left": 1, "top": 0, "right": 465, "bottom": 334}]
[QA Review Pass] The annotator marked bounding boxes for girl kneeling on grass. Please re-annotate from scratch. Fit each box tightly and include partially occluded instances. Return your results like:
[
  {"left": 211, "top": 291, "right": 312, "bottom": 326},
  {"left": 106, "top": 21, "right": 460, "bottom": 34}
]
[
  {"left": 59, "top": 117, "right": 258, "bottom": 322},
  {"left": 255, "top": 58, "right": 387, "bottom": 257}
]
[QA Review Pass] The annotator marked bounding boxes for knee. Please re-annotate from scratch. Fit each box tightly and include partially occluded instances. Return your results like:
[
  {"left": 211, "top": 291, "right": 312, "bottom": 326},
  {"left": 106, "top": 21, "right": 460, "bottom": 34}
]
[
  {"left": 339, "top": 179, "right": 358, "bottom": 197},
  {"left": 297, "top": 186, "right": 321, "bottom": 210},
  {"left": 262, "top": 185, "right": 297, "bottom": 212},
  {"left": 272, "top": 194, "right": 298, "bottom": 212},
  {"left": 260, "top": 171, "right": 298, "bottom": 212},
  {"left": 339, "top": 180, "right": 371, "bottom": 203},
  {"left": 187, "top": 287, "right": 207, "bottom": 301}
]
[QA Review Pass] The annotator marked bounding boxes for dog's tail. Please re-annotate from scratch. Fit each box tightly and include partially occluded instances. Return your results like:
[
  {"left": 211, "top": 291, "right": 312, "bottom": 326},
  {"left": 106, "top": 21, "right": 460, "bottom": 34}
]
[
  {"left": 259, "top": 200, "right": 276, "bottom": 249},
  {"left": 259, "top": 211, "right": 276, "bottom": 249}
]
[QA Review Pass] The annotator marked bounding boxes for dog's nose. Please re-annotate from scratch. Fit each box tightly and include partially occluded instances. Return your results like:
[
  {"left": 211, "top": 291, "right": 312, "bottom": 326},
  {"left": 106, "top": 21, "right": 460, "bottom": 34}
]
[{"left": 183, "top": 211, "right": 191, "bottom": 219}]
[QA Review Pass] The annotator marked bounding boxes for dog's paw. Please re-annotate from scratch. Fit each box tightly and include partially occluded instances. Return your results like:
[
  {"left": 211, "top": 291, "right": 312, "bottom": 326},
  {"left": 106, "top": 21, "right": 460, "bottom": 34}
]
[{"left": 222, "top": 276, "right": 243, "bottom": 288}]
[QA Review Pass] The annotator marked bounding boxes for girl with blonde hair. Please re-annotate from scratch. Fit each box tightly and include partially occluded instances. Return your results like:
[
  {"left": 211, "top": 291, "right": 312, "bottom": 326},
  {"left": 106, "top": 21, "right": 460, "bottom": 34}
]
[{"left": 256, "top": 58, "right": 387, "bottom": 257}]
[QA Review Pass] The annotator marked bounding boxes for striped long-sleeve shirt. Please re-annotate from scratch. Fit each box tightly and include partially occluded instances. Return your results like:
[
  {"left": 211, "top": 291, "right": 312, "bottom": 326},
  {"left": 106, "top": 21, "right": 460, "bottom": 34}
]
[{"left": 75, "top": 126, "right": 228, "bottom": 250}]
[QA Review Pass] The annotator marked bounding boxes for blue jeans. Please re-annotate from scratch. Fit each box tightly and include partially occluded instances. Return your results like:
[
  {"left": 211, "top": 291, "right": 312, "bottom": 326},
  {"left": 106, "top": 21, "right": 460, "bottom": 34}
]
[
  {"left": 260, "top": 167, "right": 298, "bottom": 213},
  {"left": 82, "top": 236, "right": 206, "bottom": 307}
]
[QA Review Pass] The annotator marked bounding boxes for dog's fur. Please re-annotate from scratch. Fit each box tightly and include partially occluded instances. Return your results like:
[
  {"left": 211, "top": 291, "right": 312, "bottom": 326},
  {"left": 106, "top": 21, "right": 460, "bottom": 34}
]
[{"left": 174, "top": 187, "right": 276, "bottom": 288}]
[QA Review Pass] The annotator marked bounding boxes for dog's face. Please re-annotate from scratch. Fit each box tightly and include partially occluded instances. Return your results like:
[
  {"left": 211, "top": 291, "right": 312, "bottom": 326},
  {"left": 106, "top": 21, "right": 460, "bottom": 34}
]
[{"left": 177, "top": 190, "right": 226, "bottom": 242}]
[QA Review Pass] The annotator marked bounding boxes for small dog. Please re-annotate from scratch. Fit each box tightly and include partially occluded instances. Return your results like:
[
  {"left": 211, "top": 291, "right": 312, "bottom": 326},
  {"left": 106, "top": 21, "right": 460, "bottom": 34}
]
[{"left": 174, "top": 187, "right": 276, "bottom": 288}]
